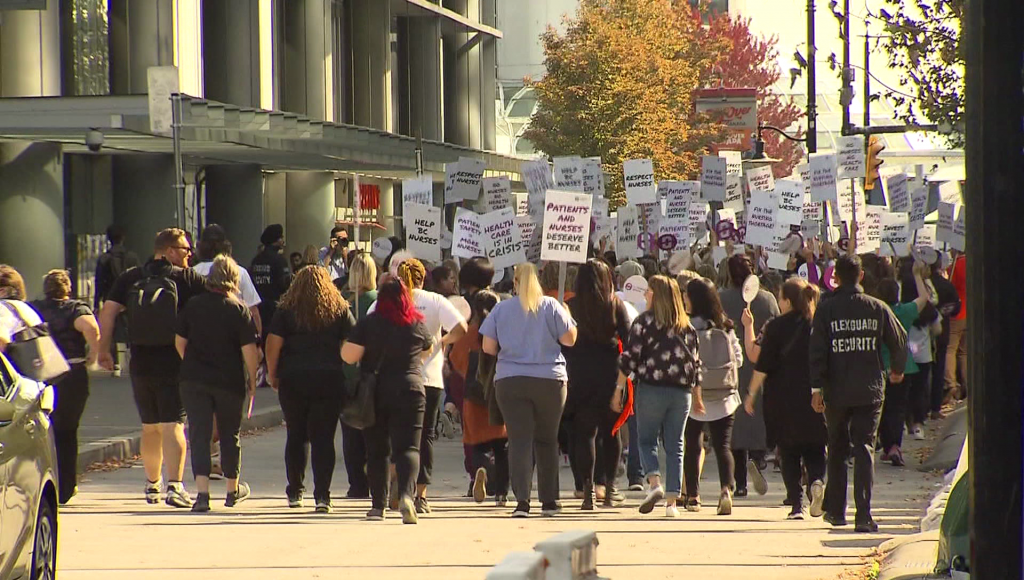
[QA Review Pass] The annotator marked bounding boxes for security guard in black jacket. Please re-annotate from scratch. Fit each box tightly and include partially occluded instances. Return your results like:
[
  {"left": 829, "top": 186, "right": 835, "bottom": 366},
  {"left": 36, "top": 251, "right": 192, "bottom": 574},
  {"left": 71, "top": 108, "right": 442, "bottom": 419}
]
[{"left": 809, "top": 254, "right": 907, "bottom": 533}]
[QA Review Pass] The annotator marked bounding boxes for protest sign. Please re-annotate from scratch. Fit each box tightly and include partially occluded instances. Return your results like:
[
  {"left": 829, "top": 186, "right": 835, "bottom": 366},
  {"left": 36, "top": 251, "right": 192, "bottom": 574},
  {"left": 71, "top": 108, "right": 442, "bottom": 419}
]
[
  {"left": 798, "top": 163, "right": 811, "bottom": 194},
  {"left": 938, "top": 180, "right": 962, "bottom": 205},
  {"left": 405, "top": 203, "right": 442, "bottom": 262},
  {"left": 659, "top": 218, "right": 689, "bottom": 253},
  {"left": 616, "top": 205, "right": 641, "bottom": 261},
  {"left": 660, "top": 181, "right": 698, "bottom": 220},
  {"left": 638, "top": 202, "right": 662, "bottom": 254},
  {"left": 480, "top": 207, "right": 525, "bottom": 270},
  {"left": 746, "top": 165, "right": 775, "bottom": 195},
  {"left": 801, "top": 219, "right": 821, "bottom": 240},
  {"left": 687, "top": 202, "right": 711, "bottom": 245},
  {"left": 886, "top": 173, "right": 909, "bottom": 212},
  {"left": 908, "top": 187, "right": 928, "bottom": 230},
  {"left": 836, "top": 135, "right": 866, "bottom": 179},
  {"left": 592, "top": 196, "right": 609, "bottom": 219},
  {"left": 863, "top": 206, "right": 883, "bottom": 254},
  {"left": 915, "top": 224, "right": 937, "bottom": 251},
  {"left": 481, "top": 176, "right": 512, "bottom": 212},
  {"left": 372, "top": 238, "right": 392, "bottom": 262},
  {"left": 541, "top": 190, "right": 593, "bottom": 263},
  {"left": 700, "top": 155, "right": 727, "bottom": 201},
  {"left": 522, "top": 159, "right": 553, "bottom": 218},
  {"left": 880, "top": 211, "right": 911, "bottom": 257},
  {"left": 516, "top": 215, "right": 542, "bottom": 263},
  {"left": 592, "top": 215, "right": 615, "bottom": 249},
  {"left": 512, "top": 192, "right": 529, "bottom": 216},
  {"left": 623, "top": 158, "right": 657, "bottom": 205},
  {"left": 722, "top": 150, "right": 743, "bottom": 176},
  {"left": 714, "top": 208, "right": 737, "bottom": 241},
  {"left": 775, "top": 179, "right": 804, "bottom": 226},
  {"left": 723, "top": 175, "right": 745, "bottom": 213},
  {"left": 581, "top": 157, "right": 604, "bottom": 197},
  {"left": 402, "top": 175, "right": 434, "bottom": 217},
  {"left": 951, "top": 205, "right": 966, "bottom": 251},
  {"left": 744, "top": 194, "right": 778, "bottom": 247},
  {"left": 936, "top": 202, "right": 961, "bottom": 246},
  {"left": 808, "top": 153, "right": 839, "bottom": 203},
  {"left": 452, "top": 208, "right": 484, "bottom": 259},
  {"left": 767, "top": 251, "right": 791, "bottom": 271},
  {"left": 444, "top": 157, "right": 486, "bottom": 203},
  {"left": 553, "top": 156, "right": 584, "bottom": 192}
]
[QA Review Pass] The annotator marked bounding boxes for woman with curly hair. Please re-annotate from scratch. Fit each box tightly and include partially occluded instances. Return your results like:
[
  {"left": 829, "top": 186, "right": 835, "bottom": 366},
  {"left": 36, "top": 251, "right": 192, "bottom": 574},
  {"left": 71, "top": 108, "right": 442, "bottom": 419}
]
[
  {"left": 342, "top": 277, "right": 433, "bottom": 523},
  {"left": 265, "top": 266, "right": 356, "bottom": 513}
]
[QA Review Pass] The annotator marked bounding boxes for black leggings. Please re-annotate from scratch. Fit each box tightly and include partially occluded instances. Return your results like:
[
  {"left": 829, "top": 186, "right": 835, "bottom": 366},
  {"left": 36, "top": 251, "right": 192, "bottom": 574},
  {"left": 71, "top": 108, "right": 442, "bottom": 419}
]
[
  {"left": 908, "top": 362, "right": 932, "bottom": 425},
  {"left": 571, "top": 406, "right": 621, "bottom": 490},
  {"left": 52, "top": 364, "right": 90, "bottom": 503},
  {"left": 684, "top": 414, "right": 735, "bottom": 497},
  {"left": 341, "top": 421, "right": 368, "bottom": 495},
  {"left": 417, "top": 388, "right": 445, "bottom": 486},
  {"left": 278, "top": 378, "right": 343, "bottom": 501},
  {"left": 879, "top": 377, "right": 910, "bottom": 451},
  {"left": 180, "top": 381, "right": 244, "bottom": 480},
  {"left": 363, "top": 384, "right": 426, "bottom": 509},
  {"left": 472, "top": 438, "right": 510, "bottom": 496},
  {"left": 779, "top": 443, "right": 826, "bottom": 506}
]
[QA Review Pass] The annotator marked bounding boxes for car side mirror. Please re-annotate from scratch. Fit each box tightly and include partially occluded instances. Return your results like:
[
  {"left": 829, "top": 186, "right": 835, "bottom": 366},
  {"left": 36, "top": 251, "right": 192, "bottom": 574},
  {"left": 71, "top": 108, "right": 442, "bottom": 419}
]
[
  {"left": 39, "top": 386, "right": 55, "bottom": 415},
  {"left": 0, "top": 399, "right": 14, "bottom": 426}
]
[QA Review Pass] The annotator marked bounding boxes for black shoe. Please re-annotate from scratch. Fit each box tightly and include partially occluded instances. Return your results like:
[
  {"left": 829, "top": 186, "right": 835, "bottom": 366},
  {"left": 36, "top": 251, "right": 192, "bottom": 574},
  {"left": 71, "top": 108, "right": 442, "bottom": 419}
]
[
  {"left": 541, "top": 502, "right": 562, "bottom": 517},
  {"left": 823, "top": 512, "right": 848, "bottom": 527},
  {"left": 581, "top": 485, "right": 595, "bottom": 511},
  {"left": 787, "top": 507, "right": 805, "bottom": 520},
  {"left": 191, "top": 492, "right": 211, "bottom": 513},
  {"left": 287, "top": 492, "right": 304, "bottom": 508},
  {"left": 366, "top": 507, "right": 385, "bottom": 521},
  {"left": 511, "top": 501, "right": 530, "bottom": 518},
  {"left": 415, "top": 497, "right": 432, "bottom": 514},
  {"left": 734, "top": 487, "right": 748, "bottom": 498},
  {"left": 855, "top": 519, "right": 879, "bottom": 533},
  {"left": 225, "top": 482, "right": 251, "bottom": 507},
  {"left": 782, "top": 497, "right": 793, "bottom": 506}
]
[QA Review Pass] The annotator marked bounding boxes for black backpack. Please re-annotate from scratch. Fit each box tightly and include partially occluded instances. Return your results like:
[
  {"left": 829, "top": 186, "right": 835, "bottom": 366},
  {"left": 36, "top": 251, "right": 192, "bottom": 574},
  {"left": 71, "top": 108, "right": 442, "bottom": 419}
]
[{"left": 125, "top": 275, "right": 179, "bottom": 346}]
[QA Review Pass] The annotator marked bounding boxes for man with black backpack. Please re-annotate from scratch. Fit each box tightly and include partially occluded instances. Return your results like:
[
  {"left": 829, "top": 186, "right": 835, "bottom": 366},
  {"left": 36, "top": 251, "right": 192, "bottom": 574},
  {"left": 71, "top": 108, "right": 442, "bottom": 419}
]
[
  {"left": 97, "top": 228, "right": 207, "bottom": 508},
  {"left": 94, "top": 225, "right": 139, "bottom": 376}
]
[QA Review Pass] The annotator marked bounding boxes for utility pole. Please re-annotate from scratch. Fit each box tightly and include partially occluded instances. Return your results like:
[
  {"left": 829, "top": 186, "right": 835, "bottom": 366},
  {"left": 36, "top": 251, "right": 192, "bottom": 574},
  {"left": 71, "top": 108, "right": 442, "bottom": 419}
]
[
  {"left": 806, "top": 0, "right": 817, "bottom": 154},
  {"left": 840, "top": 0, "right": 852, "bottom": 136},
  {"left": 863, "top": 25, "right": 870, "bottom": 129}
]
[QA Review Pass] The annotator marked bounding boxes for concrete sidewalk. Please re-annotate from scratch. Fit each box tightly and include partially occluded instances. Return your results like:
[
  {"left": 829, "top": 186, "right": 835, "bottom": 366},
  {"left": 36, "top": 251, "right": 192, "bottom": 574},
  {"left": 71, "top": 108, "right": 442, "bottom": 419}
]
[{"left": 76, "top": 372, "right": 283, "bottom": 470}]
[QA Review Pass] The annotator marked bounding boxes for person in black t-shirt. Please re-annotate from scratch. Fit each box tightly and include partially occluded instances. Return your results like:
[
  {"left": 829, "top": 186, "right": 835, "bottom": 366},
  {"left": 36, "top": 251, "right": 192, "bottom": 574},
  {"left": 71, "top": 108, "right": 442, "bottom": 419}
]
[
  {"left": 251, "top": 224, "right": 292, "bottom": 340},
  {"left": 97, "top": 228, "right": 207, "bottom": 508},
  {"left": 342, "top": 277, "right": 433, "bottom": 524},
  {"left": 175, "top": 256, "right": 260, "bottom": 512},
  {"left": 265, "top": 266, "right": 356, "bottom": 513},
  {"left": 32, "top": 270, "right": 101, "bottom": 504}
]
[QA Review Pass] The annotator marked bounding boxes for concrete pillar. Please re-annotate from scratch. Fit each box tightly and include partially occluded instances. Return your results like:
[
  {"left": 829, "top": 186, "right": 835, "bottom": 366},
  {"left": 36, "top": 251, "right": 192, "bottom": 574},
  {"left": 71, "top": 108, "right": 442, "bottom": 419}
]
[
  {"left": 350, "top": 0, "right": 392, "bottom": 131},
  {"left": 0, "top": 3, "right": 64, "bottom": 298},
  {"left": 280, "top": 0, "right": 334, "bottom": 121},
  {"left": 109, "top": 0, "right": 175, "bottom": 95},
  {"left": 285, "top": 172, "right": 335, "bottom": 258},
  {"left": 263, "top": 172, "right": 287, "bottom": 232},
  {"left": 112, "top": 155, "right": 177, "bottom": 260},
  {"left": 205, "top": 165, "right": 264, "bottom": 268},
  {"left": 442, "top": 0, "right": 482, "bottom": 148},
  {"left": 203, "top": 0, "right": 261, "bottom": 108},
  {"left": 407, "top": 17, "right": 443, "bottom": 140},
  {"left": 480, "top": 0, "right": 497, "bottom": 151},
  {"left": 67, "top": 155, "right": 114, "bottom": 237}
]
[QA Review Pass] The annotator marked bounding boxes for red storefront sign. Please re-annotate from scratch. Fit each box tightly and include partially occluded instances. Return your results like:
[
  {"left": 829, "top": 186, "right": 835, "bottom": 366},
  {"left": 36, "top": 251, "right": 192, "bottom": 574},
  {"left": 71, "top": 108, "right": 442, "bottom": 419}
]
[
  {"left": 359, "top": 183, "right": 380, "bottom": 210},
  {"left": 694, "top": 87, "right": 758, "bottom": 153}
]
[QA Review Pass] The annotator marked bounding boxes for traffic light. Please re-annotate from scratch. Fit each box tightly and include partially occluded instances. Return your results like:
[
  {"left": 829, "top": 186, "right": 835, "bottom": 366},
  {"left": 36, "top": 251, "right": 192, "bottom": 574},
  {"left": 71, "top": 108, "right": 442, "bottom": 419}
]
[{"left": 865, "top": 135, "right": 885, "bottom": 190}]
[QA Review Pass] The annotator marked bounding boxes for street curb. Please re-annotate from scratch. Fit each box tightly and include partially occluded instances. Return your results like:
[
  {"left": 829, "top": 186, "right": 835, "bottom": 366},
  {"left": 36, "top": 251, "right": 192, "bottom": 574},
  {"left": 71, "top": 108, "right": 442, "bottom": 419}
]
[{"left": 76, "top": 406, "right": 285, "bottom": 472}]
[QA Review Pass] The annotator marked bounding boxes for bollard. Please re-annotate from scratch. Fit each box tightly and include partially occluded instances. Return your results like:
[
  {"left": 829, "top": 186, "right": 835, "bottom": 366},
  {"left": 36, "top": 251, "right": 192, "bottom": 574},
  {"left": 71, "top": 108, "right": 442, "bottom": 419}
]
[
  {"left": 486, "top": 551, "right": 547, "bottom": 580},
  {"left": 533, "top": 530, "right": 604, "bottom": 580}
]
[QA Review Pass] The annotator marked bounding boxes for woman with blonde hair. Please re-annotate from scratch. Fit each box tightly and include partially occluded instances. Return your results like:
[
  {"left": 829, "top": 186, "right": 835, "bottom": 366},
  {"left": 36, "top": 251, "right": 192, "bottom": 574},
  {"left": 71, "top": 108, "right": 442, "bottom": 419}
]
[
  {"left": 175, "top": 256, "right": 260, "bottom": 512},
  {"left": 31, "top": 269, "right": 101, "bottom": 503},
  {"left": 339, "top": 251, "right": 377, "bottom": 498},
  {"left": 617, "top": 275, "right": 704, "bottom": 517},
  {"left": 265, "top": 266, "right": 356, "bottom": 512},
  {"left": 481, "top": 263, "right": 578, "bottom": 518}
]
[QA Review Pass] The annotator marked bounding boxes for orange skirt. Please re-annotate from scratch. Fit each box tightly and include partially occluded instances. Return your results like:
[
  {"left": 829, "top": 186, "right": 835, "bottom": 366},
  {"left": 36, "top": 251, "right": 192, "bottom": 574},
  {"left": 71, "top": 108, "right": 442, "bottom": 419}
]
[{"left": 462, "top": 399, "right": 506, "bottom": 445}]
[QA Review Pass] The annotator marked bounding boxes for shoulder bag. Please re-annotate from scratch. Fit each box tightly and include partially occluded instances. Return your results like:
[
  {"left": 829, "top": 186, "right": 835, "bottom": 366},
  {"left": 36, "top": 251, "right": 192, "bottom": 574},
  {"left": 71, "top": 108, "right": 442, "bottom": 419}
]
[
  {"left": 1, "top": 301, "right": 71, "bottom": 383},
  {"left": 341, "top": 350, "right": 383, "bottom": 429}
]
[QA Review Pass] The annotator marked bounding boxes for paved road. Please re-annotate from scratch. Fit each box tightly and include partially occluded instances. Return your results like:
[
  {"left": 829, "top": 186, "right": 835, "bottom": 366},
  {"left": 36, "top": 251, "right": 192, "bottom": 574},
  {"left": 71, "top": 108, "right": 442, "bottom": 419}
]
[{"left": 57, "top": 423, "right": 944, "bottom": 580}]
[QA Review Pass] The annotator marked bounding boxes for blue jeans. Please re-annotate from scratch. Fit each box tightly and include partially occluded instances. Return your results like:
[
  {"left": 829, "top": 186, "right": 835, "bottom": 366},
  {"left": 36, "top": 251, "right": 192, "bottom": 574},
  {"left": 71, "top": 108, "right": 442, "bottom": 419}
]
[
  {"left": 627, "top": 414, "right": 643, "bottom": 484},
  {"left": 634, "top": 383, "right": 692, "bottom": 496}
]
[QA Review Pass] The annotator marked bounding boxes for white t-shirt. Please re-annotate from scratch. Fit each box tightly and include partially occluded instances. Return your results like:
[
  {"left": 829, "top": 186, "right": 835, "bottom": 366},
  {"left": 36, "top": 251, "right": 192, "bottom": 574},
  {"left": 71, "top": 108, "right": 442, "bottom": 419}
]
[
  {"left": 191, "top": 261, "right": 262, "bottom": 308},
  {"left": 616, "top": 290, "right": 646, "bottom": 316},
  {"left": 0, "top": 299, "right": 44, "bottom": 344},
  {"left": 368, "top": 288, "right": 466, "bottom": 388}
]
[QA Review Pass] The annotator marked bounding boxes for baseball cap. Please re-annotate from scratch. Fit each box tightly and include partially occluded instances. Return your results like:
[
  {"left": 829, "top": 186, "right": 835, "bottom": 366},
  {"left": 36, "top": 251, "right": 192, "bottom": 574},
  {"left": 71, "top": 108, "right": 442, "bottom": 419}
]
[{"left": 615, "top": 260, "right": 644, "bottom": 279}]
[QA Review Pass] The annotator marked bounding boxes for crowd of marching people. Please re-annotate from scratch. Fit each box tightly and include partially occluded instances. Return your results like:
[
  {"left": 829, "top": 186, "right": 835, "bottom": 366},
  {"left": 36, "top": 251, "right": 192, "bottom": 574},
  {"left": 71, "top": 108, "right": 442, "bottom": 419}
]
[{"left": 0, "top": 219, "right": 967, "bottom": 531}]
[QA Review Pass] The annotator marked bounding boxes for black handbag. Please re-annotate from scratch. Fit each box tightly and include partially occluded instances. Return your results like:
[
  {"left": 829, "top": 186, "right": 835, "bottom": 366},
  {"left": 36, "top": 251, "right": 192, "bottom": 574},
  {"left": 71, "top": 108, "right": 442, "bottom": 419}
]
[
  {"left": 341, "top": 352, "right": 384, "bottom": 430},
  {"left": 1, "top": 301, "right": 70, "bottom": 383}
]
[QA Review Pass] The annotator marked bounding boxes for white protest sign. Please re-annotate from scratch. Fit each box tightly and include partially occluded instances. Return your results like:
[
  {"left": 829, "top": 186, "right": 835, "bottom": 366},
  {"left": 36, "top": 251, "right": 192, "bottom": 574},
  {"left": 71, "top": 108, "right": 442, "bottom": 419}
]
[
  {"left": 700, "top": 155, "right": 728, "bottom": 201},
  {"left": 798, "top": 163, "right": 812, "bottom": 195},
  {"left": 687, "top": 202, "right": 711, "bottom": 245},
  {"left": 592, "top": 196, "right": 609, "bottom": 219},
  {"left": 836, "top": 135, "right": 866, "bottom": 179},
  {"left": 915, "top": 224, "right": 937, "bottom": 250},
  {"left": 480, "top": 207, "right": 525, "bottom": 270},
  {"left": 744, "top": 194, "right": 778, "bottom": 247},
  {"left": 886, "top": 173, "right": 909, "bottom": 212},
  {"left": 623, "top": 158, "right": 657, "bottom": 205},
  {"left": 481, "top": 176, "right": 512, "bottom": 212},
  {"left": 809, "top": 153, "right": 839, "bottom": 203},
  {"left": 746, "top": 165, "right": 775, "bottom": 195},
  {"left": 512, "top": 192, "right": 529, "bottom": 216},
  {"left": 938, "top": 180, "right": 962, "bottom": 205},
  {"left": 616, "top": 205, "right": 640, "bottom": 261},
  {"left": 880, "top": 211, "right": 911, "bottom": 257},
  {"left": 592, "top": 215, "right": 615, "bottom": 249},
  {"left": 521, "top": 159, "right": 553, "bottom": 217},
  {"left": 516, "top": 215, "right": 542, "bottom": 263},
  {"left": 581, "top": 158, "right": 604, "bottom": 197},
  {"left": 863, "top": 206, "right": 883, "bottom": 254},
  {"left": 801, "top": 219, "right": 821, "bottom": 240},
  {"left": 451, "top": 207, "right": 484, "bottom": 259},
  {"left": 541, "top": 190, "right": 593, "bottom": 263},
  {"left": 660, "top": 181, "right": 698, "bottom": 220},
  {"left": 402, "top": 175, "right": 434, "bottom": 217},
  {"left": 405, "top": 203, "right": 442, "bottom": 262},
  {"left": 767, "top": 251, "right": 791, "bottom": 272},
  {"left": 622, "top": 276, "right": 648, "bottom": 311},
  {"left": 553, "top": 156, "right": 584, "bottom": 192},
  {"left": 444, "top": 157, "right": 486, "bottom": 203},
  {"left": 714, "top": 208, "right": 737, "bottom": 240},
  {"left": 659, "top": 218, "right": 689, "bottom": 253},
  {"left": 951, "top": 205, "right": 966, "bottom": 251},
  {"left": 722, "top": 150, "right": 743, "bottom": 177},
  {"left": 723, "top": 175, "right": 745, "bottom": 213},
  {"left": 831, "top": 181, "right": 855, "bottom": 225},
  {"left": 908, "top": 187, "right": 928, "bottom": 231},
  {"left": 936, "top": 201, "right": 965, "bottom": 250},
  {"left": 638, "top": 202, "right": 662, "bottom": 254},
  {"left": 775, "top": 179, "right": 804, "bottom": 226}
]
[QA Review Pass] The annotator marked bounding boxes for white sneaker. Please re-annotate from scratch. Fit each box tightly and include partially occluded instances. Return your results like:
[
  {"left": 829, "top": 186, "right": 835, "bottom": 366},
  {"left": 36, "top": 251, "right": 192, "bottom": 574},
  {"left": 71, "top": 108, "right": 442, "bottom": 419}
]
[
  {"left": 666, "top": 503, "right": 679, "bottom": 518},
  {"left": 809, "top": 479, "right": 825, "bottom": 518},
  {"left": 639, "top": 485, "right": 664, "bottom": 514},
  {"left": 912, "top": 426, "right": 926, "bottom": 441},
  {"left": 165, "top": 482, "right": 193, "bottom": 508}
]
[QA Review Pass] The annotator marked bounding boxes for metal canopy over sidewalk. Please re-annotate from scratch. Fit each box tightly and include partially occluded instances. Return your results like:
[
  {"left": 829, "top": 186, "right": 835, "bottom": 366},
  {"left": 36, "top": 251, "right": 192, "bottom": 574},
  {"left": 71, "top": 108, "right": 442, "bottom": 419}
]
[{"left": 0, "top": 94, "right": 526, "bottom": 181}]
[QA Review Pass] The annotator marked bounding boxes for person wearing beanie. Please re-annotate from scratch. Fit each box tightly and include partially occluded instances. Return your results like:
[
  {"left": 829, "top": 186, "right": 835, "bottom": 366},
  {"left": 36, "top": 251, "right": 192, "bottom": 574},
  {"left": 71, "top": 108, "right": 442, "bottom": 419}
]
[{"left": 251, "top": 224, "right": 291, "bottom": 339}]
